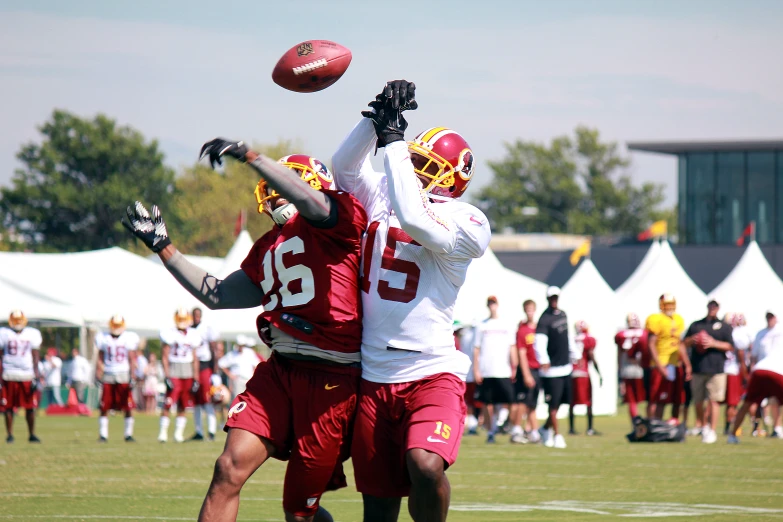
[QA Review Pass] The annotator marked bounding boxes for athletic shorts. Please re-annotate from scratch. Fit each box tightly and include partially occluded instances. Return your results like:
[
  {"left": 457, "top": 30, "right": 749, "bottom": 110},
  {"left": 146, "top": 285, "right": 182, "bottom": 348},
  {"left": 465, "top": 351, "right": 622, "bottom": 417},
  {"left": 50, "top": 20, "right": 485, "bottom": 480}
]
[
  {"left": 100, "top": 382, "right": 134, "bottom": 412},
  {"left": 477, "top": 377, "right": 514, "bottom": 405},
  {"left": 352, "top": 372, "right": 466, "bottom": 498},
  {"left": 0, "top": 380, "right": 37, "bottom": 410},
  {"left": 542, "top": 375, "right": 572, "bottom": 410},
  {"left": 514, "top": 368, "right": 541, "bottom": 409},
  {"left": 195, "top": 367, "right": 212, "bottom": 406},
  {"left": 723, "top": 374, "right": 744, "bottom": 407},
  {"left": 745, "top": 370, "right": 783, "bottom": 404},
  {"left": 649, "top": 366, "right": 685, "bottom": 404},
  {"left": 571, "top": 376, "right": 592, "bottom": 406},
  {"left": 691, "top": 373, "right": 727, "bottom": 404},
  {"left": 623, "top": 378, "right": 646, "bottom": 404},
  {"left": 164, "top": 377, "right": 194, "bottom": 412},
  {"left": 225, "top": 352, "right": 359, "bottom": 517}
]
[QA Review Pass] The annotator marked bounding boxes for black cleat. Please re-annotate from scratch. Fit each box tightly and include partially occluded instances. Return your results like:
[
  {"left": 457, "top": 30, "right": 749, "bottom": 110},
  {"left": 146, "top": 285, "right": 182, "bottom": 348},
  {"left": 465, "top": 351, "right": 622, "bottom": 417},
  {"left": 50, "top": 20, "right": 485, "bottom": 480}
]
[
  {"left": 98, "top": 436, "right": 108, "bottom": 443},
  {"left": 28, "top": 435, "right": 41, "bottom": 443},
  {"left": 568, "top": 429, "right": 580, "bottom": 436},
  {"left": 187, "top": 433, "right": 204, "bottom": 442},
  {"left": 208, "top": 432, "right": 215, "bottom": 442},
  {"left": 124, "top": 436, "right": 136, "bottom": 443},
  {"left": 6, "top": 435, "right": 14, "bottom": 444}
]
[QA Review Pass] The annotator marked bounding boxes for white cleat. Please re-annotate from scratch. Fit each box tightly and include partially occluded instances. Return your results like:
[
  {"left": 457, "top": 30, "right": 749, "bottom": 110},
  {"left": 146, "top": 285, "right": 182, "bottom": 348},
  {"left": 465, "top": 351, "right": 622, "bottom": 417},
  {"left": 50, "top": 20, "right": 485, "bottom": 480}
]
[
  {"left": 553, "top": 434, "right": 567, "bottom": 449},
  {"left": 542, "top": 428, "right": 555, "bottom": 448},
  {"left": 702, "top": 428, "right": 717, "bottom": 444}
]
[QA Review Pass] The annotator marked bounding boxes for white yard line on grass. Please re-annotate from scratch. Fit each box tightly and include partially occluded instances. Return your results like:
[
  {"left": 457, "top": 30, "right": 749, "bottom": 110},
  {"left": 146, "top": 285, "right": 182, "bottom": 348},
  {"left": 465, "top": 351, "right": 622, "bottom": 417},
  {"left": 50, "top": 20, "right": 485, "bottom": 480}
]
[{"left": 450, "top": 501, "right": 783, "bottom": 517}]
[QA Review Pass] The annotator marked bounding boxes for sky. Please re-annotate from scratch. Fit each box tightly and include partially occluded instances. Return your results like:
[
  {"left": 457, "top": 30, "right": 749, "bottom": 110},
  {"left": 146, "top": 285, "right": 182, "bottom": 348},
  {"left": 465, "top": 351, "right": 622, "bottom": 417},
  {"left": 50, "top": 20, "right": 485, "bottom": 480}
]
[{"left": 1, "top": 0, "right": 782, "bottom": 208}]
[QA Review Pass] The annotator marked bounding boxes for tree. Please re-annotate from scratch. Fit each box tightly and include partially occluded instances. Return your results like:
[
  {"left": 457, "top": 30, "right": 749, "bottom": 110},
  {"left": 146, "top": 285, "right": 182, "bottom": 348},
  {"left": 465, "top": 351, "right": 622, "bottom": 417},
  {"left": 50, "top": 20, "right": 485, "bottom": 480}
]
[
  {"left": 0, "top": 110, "right": 176, "bottom": 252},
  {"left": 166, "top": 140, "right": 301, "bottom": 257},
  {"left": 475, "top": 126, "right": 669, "bottom": 236}
]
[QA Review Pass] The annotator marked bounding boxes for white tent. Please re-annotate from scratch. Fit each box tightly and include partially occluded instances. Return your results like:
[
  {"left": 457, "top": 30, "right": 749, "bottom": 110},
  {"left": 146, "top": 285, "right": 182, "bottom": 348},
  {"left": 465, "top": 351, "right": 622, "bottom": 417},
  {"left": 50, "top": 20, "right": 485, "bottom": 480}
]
[
  {"left": 709, "top": 241, "right": 783, "bottom": 333},
  {"left": 216, "top": 230, "right": 255, "bottom": 279},
  {"left": 454, "top": 248, "right": 548, "bottom": 327},
  {"left": 0, "top": 248, "right": 261, "bottom": 339},
  {"left": 558, "top": 259, "right": 618, "bottom": 416},
  {"left": 0, "top": 276, "right": 84, "bottom": 327},
  {"left": 615, "top": 240, "right": 662, "bottom": 296},
  {"left": 617, "top": 241, "right": 707, "bottom": 326}
]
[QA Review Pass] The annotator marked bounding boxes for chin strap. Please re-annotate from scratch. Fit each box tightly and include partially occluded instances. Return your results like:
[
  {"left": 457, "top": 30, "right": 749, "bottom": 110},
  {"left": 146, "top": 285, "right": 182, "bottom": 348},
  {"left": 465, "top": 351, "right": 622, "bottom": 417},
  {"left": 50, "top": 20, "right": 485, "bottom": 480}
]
[{"left": 271, "top": 203, "right": 298, "bottom": 225}]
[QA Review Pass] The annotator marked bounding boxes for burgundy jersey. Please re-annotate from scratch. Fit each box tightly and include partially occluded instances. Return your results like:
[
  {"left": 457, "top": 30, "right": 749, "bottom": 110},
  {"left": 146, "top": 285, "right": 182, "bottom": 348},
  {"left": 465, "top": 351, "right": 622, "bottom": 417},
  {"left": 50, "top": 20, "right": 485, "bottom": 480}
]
[
  {"left": 241, "top": 191, "right": 367, "bottom": 355},
  {"left": 615, "top": 328, "right": 650, "bottom": 368},
  {"left": 516, "top": 322, "right": 539, "bottom": 370},
  {"left": 573, "top": 333, "right": 596, "bottom": 376}
]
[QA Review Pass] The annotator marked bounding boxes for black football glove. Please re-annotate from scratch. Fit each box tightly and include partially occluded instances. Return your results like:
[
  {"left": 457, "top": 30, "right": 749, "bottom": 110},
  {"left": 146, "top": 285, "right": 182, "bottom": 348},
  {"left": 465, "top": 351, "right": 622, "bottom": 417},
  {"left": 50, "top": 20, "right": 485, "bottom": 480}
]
[
  {"left": 122, "top": 201, "right": 171, "bottom": 253},
  {"left": 191, "top": 381, "right": 200, "bottom": 394},
  {"left": 199, "top": 138, "right": 249, "bottom": 169},
  {"left": 362, "top": 80, "right": 416, "bottom": 148},
  {"left": 165, "top": 378, "right": 174, "bottom": 392}
]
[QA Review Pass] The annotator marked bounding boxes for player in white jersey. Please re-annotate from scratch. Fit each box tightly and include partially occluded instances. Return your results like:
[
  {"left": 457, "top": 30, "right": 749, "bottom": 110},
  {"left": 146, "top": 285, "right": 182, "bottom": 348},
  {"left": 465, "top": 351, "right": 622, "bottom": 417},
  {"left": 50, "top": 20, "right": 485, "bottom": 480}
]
[
  {"left": 159, "top": 308, "right": 202, "bottom": 443},
  {"left": 0, "top": 311, "right": 42, "bottom": 443},
  {"left": 332, "top": 81, "right": 490, "bottom": 522},
  {"left": 189, "top": 307, "right": 219, "bottom": 441},
  {"left": 95, "top": 315, "right": 139, "bottom": 442}
]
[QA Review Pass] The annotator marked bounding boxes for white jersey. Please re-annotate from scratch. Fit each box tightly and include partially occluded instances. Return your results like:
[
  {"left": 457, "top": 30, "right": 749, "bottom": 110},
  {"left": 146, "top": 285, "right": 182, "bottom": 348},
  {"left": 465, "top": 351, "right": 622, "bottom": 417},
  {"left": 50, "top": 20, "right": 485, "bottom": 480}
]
[
  {"left": 332, "top": 120, "right": 491, "bottom": 383},
  {"left": 753, "top": 323, "right": 783, "bottom": 364},
  {"left": 160, "top": 327, "right": 202, "bottom": 364},
  {"left": 96, "top": 331, "right": 140, "bottom": 376},
  {"left": 474, "top": 318, "right": 515, "bottom": 378},
  {"left": 0, "top": 327, "right": 42, "bottom": 381},
  {"left": 193, "top": 322, "right": 219, "bottom": 362},
  {"left": 753, "top": 346, "right": 783, "bottom": 375}
]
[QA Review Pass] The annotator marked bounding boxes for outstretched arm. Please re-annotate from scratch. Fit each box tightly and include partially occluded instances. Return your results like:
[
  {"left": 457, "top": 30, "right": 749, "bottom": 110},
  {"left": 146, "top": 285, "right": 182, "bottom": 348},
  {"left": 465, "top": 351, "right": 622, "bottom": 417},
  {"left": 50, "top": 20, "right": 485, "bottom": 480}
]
[{"left": 331, "top": 118, "right": 378, "bottom": 193}]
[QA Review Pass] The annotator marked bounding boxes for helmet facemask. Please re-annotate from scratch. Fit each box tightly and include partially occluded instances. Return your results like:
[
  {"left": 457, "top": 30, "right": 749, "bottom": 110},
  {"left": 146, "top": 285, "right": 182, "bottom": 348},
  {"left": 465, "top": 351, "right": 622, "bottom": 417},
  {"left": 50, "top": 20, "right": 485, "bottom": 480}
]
[
  {"left": 9, "top": 310, "right": 27, "bottom": 332},
  {"left": 109, "top": 314, "right": 126, "bottom": 336}
]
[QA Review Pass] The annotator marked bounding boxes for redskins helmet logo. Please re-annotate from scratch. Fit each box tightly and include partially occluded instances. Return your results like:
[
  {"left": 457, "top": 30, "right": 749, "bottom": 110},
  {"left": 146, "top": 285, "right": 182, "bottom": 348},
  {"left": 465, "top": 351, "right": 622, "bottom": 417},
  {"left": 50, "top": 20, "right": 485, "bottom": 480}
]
[
  {"left": 457, "top": 149, "right": 474, "bottom": 181},
  {"left": 296, "top": 42, "right": 314, "bottom": 57},
  {"left": 228, "top": 401, "right": 247, "bottom": 419}
]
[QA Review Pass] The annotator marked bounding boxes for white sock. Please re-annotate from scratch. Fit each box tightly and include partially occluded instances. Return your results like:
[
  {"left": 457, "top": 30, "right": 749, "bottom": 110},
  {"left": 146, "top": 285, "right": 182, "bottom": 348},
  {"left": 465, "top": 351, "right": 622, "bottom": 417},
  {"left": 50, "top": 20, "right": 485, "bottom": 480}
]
[
  {"left": 175, "top": 416, "right": 187, "bottom": 441},
  {"left": 206, "top": 404, "right": 217, "bottom": 435},
  {"left": 193, "top": 405, "right": 203, "bottom": 436},
  {"left": 124, "top": 417, "right": 134, "bottom": 438},
  {"left": 99, "top": 416, "right": 109, "bottom": 439},
  {"left": 511, "top": 424, "right": 523, "bottom": 436},
  {"left": 159, "top": 416, "right": 170, "bottom": 440},
  {"left": 498, "top": 407, "right": 510, "bottom": 426},
  {"left": 466, "top": 414, "right": 479, "bottom": 431}
]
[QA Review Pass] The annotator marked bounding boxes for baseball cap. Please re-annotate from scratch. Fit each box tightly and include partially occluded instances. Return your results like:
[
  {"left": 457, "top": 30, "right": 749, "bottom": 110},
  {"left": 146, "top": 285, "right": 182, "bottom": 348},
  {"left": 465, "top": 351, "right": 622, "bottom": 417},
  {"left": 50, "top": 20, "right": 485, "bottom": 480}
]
[
  {"left": 487, "top": 295, "right": 498, "bottom": 305},
  {"left": 707, "top": 299, "right": 719, "bottom": 308},
  {"left": 546, "top": 286, "right": 561, "bottom": 298},
  {"left": 767, "top": 311, "right": 776, "bottom": 319}
]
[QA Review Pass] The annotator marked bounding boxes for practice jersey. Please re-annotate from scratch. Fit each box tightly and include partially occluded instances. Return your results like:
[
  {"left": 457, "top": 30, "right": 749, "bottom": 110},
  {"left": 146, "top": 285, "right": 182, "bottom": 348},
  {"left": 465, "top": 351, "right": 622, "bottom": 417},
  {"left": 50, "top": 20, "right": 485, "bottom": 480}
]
[
  {"left": 645, "top": 313, "right": 685, "bottom": 366},
  {"left": 727, "top": 325, "right": 752, "bottom": 375},
  {"left": 0, "top": 327, "right": 42, "bottom": 380},
  {"left": 96, "top": 331, "right": 140, "bottom": 375},
  {"left": 332, "top": 121, "right": 491, "bottom": 383},
  {"left": 572, "top": 333, "right": 596, "bottom": 377},
  {"left": 615, "top": 328, "right": 649, "bottom": 379},
  {"left": 193, "top": 322, "right": 219, "bottom": 362},
  {"left": 160, "top": 327, "right": 202, "bottom": 364},
  {"left": 241, "top": 191, "right": 366, "bottom": 362},
  {"left": 474, "top": 317, "right": 515, "bottom": 378},
  {"left": 516, "top": 322, "right": 540, "bottom": 370}
]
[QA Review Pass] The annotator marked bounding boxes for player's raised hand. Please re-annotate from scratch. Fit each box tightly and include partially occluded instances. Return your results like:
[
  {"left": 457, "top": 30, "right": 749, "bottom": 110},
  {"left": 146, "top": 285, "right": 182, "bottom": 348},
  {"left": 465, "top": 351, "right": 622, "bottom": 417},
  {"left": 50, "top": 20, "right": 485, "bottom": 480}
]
[
  {"left": 383, "top": 80, "right": 417, "bottom": 111},
  {"left": 199, "top": 138, "right": 249, "bottom": 168},
  {"left": 122, "top": 201, "right": 171, "bottom": 253}
]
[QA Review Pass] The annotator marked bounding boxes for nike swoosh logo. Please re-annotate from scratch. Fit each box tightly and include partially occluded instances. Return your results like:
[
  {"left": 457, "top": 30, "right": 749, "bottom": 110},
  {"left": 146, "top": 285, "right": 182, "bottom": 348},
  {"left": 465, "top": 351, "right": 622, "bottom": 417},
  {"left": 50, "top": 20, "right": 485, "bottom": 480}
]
[
  {"left": 427, "top": 436, "right": 447, "bottom": 444},
  {"left": 469, "top": 216, "right": 483, "bottom": 225},
  {"left": 325, "top": 384, "right": 340, "bottom": 390}
]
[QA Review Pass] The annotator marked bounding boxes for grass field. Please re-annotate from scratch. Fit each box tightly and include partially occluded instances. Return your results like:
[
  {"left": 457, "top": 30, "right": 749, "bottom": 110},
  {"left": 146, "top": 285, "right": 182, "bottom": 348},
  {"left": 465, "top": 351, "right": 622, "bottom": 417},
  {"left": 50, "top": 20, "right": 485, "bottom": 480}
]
[{"left": 1, "top": 413, "right": 782, "bottom": 521}]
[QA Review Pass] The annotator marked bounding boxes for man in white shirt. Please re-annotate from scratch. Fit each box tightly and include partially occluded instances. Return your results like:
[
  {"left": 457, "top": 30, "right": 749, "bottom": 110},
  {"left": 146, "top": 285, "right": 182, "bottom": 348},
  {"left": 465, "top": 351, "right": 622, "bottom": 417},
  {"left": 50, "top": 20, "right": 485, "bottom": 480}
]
[
  {"left": 42, "top": 349, "right": 64, "bottom": 407},
  {"left": 217, "top": 335, "right": 261, "bottom": 399},
  {"left": 473, "top": 296, "right": 517, "bottom": 444},
  {"left": 0, "top": 311, "right": 43, "bottom": 443},
  {"left": 751, "top": 311, "right": 783, "bottom": 438},
  {"left": 67, "top": 348, "right": 92, "bottom": 405},
  {"left": 190, "top": 307, "right": 220, "bottom": 442}
]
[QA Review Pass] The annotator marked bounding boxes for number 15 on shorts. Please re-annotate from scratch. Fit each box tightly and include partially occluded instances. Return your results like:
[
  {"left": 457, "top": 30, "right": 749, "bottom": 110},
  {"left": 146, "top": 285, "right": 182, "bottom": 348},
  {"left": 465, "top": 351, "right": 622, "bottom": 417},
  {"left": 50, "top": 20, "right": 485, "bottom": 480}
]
[{"left": 434, "top": 421, "right": 451, "bottom": 440}]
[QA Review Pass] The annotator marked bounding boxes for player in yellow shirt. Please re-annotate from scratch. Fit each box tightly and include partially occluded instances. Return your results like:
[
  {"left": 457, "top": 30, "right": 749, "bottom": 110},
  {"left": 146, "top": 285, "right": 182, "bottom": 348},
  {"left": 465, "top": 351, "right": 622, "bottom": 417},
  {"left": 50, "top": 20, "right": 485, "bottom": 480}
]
[{"left": 646, "top": 294, "right": 692, "bottom": 421}]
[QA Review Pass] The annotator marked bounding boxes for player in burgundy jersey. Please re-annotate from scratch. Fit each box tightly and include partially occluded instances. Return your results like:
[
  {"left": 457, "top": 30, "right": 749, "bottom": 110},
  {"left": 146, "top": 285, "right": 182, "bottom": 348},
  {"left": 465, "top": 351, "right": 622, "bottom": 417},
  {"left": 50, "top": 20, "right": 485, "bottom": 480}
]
[
  {"left": 615, "top": 313, "right": 650, "bottom": 424},
  {"left": 124, "top": 141, "right": 366, "bottom": 522},
  {"left": 511, "top": 299, "right": 542, "bottom": 443},
  {"left": 569, "top": 321, "right": 602, "bottom": 435}
]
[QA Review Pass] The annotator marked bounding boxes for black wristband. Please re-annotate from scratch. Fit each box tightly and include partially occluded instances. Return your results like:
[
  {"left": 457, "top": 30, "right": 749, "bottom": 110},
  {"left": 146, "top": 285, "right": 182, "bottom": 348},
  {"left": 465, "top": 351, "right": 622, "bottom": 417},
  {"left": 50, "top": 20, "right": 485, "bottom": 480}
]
[{"left": 150, "top": 236, "right": 172, "bottom": 253}]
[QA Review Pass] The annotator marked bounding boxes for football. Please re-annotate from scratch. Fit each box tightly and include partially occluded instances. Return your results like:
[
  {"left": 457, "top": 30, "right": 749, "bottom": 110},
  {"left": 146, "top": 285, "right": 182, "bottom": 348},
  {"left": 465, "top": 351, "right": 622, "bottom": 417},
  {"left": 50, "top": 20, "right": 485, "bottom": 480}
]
[{"left": 272, "top": 40, "right": 352, "bottom": 93}]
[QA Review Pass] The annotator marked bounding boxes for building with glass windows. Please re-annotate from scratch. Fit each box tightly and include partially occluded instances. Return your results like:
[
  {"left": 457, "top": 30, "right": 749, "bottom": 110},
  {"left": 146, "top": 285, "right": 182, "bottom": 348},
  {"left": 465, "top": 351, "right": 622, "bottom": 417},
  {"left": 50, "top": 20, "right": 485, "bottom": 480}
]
[{"left": 627, "top": 141, "right": 783, "bottom": 245}]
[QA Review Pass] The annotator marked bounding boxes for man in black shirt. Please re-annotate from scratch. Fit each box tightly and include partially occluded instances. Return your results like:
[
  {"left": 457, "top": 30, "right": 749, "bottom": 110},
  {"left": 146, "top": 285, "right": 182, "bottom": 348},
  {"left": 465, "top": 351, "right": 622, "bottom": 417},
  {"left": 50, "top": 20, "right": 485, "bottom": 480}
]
[{"left": 683, "top": 300, "right": 733, "bottom": 444}]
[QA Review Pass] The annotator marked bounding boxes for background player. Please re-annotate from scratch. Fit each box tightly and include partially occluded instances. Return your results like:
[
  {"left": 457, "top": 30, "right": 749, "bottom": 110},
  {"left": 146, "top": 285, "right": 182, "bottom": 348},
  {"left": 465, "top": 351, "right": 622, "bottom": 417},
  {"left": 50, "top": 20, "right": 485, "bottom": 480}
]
[
  {"left": 569, "top": 321, "right": 602, "bottom": 435},
  {"left": 511, "top": 299, "right": 542, "bottom": 444},
  {"left": 190, "top": 307, "right": 219, "bottom": 441},
  {"left": 332, "top": 80, "right": 491, "bottom": 522},
  {"left": 646, "top": 294, "right": 692, "bottom": 422},
  {"left": 95, "top": 314, "right": 139, "bottom": 442},
  {"left": 125, "top": 144, "right": 366, "bottom": 522},
  {"left": 0, "top": 310, "right": 42, "bottom": 443},
  {"left": 615, "top": 313, "right": 649, "bottom": 423},
  {"left": 159, "top": 308, "right": 202, "bottom": 443},
  {"left": 725, "top": 312, "right": 751, "bottom": 434}
]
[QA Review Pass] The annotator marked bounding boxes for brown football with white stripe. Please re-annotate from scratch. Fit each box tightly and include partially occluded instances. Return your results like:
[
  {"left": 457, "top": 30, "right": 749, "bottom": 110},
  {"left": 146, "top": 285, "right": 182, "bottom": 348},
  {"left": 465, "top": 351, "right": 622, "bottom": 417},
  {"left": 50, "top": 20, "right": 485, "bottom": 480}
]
[{"left": 272, "top": 40, "right": 352, "bottom": 93}]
